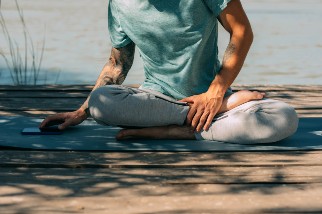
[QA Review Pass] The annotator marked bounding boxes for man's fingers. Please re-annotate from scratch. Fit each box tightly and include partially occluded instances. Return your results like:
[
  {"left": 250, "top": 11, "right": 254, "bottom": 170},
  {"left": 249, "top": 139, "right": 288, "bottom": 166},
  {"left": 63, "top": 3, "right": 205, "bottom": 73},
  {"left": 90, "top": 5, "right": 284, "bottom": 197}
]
[
  {"left": 40, "top": 114, "right": 65, "bottom": 128},
  {"left": 40, "top": 118, "right": 49, "bottom": 128},
  {"left": 196, "top": 111, "right": 210, "bottom": 132},
  {"left": 186, "top": 107, "right": 197, "bottom": 125},
  {"left": 58, "top": 119, "right": 72, "bottom": 130},
  {"left": 191, "top": 111, "right": 203, "bottom": 130},
  {"left": 179, "top": 97, "right": 194, "bottom": 103},
  {"left": 40, "top": 116, "right": 54, "bottom": 128},
  {"left": 204, "top": 112, "right": 216, "bottom": 131}
]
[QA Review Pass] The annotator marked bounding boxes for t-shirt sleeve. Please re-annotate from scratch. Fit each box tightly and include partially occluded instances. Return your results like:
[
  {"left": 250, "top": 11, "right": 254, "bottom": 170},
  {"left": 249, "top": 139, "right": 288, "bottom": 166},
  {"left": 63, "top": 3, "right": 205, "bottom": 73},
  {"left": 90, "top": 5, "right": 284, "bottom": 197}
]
[
  {"left": 203, "top": 0, "right": 232, "bottom": 17},
  {"left": 108, "top": 0, "right": 133, "bottom": 48}
]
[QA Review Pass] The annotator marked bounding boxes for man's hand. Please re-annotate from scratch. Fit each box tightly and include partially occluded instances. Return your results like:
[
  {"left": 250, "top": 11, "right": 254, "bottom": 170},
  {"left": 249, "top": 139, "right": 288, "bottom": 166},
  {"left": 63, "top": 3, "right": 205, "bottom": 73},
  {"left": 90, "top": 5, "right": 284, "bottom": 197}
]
[
  {"left": 39, "top": 108, "right": 88, "bottom": 130},
  {"left": 39, "top": 43, "right": 135, "bottom": 131},
  {"left": 180, "top": 92, "right": 224, "bottom": 132}
]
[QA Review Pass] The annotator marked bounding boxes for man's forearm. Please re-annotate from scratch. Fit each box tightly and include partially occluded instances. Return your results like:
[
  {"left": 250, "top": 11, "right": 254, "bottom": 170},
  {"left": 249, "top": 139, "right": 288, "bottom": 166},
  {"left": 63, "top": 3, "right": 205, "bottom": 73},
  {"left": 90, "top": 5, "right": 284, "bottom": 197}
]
[
  {"left": 80, "top": 63, "right": 120, "bottom": 113},
  {"left": 206, "top": 0, "right": 253, "bottom": 97},
  {"left": 208, "top": 27, "right": 253, "bottom": 97},
  {"left": 80, "top": 43, "right": 135, "bottom": 114}
]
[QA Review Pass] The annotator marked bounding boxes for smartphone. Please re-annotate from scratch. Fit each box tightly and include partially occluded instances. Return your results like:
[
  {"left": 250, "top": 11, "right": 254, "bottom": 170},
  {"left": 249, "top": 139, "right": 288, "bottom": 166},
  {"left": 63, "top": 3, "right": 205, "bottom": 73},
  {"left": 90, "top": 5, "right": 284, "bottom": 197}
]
[{"left": 21, "top": 126, "right": 63, "bottom": 135}]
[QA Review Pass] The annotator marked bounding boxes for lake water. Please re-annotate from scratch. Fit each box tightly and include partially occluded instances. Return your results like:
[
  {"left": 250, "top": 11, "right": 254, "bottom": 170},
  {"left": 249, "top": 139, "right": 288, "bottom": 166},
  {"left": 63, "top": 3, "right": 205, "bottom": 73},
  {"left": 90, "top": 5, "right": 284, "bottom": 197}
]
[{"left": 0, "top": 0, "right": 322, "bottom": 85}]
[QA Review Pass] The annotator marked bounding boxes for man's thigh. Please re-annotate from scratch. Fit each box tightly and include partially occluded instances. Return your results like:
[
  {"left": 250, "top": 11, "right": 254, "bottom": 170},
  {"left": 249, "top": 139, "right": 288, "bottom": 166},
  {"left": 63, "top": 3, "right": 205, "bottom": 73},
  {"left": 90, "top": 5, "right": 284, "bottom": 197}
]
[{"left": 88, "top": 85, "right": 190, "bottom": 127}]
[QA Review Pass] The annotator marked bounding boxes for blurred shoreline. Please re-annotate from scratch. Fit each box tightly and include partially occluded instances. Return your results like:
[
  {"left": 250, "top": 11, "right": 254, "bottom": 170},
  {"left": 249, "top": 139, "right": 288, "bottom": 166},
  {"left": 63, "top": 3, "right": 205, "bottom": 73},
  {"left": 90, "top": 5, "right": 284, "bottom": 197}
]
[{"left": 0, "top": 0, "right": 321, "bottom": 85}]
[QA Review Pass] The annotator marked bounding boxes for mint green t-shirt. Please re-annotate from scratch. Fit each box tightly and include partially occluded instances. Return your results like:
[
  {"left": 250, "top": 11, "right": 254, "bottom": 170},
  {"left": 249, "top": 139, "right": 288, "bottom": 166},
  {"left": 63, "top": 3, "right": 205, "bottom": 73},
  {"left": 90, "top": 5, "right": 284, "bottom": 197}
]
[{"left": 108, "top": 0, "right": 232, "bottom": 100}]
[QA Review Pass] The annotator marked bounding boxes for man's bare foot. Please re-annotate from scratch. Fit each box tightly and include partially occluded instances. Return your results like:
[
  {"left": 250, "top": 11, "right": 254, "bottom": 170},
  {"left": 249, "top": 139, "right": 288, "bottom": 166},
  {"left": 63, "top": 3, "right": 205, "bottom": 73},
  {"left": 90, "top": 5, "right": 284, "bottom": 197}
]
[
  {"left": 116, "top": 90, "right": 265, "bottom": 140},
  {"left": 218, "top": 90, "right": 265, "bottom": 114},
  {"left": 116, "top": 125, "right": 195, "bottom": 140}
]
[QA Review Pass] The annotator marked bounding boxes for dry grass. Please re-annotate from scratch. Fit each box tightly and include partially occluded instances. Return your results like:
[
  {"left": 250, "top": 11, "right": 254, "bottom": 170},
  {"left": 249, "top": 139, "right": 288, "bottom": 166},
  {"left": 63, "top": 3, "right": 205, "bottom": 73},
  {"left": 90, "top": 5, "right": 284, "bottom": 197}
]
[{"left": 0, "top": 0, "right": 48, "bottom": 85}]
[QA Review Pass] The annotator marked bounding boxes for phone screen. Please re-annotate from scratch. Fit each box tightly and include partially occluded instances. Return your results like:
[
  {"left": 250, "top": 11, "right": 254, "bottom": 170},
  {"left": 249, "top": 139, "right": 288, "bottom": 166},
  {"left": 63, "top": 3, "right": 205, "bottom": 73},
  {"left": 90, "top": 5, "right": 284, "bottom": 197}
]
[{"left": 21, "top": 127, "right": 62, "bottom": 135}]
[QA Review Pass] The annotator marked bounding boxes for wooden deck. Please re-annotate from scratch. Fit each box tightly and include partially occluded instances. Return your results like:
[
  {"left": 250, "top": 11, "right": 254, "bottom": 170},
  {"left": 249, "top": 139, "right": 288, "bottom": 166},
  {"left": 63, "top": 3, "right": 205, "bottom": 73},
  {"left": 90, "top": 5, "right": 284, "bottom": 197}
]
[{"left": 0, "top": 84, "right": 322, "bottom": 213}]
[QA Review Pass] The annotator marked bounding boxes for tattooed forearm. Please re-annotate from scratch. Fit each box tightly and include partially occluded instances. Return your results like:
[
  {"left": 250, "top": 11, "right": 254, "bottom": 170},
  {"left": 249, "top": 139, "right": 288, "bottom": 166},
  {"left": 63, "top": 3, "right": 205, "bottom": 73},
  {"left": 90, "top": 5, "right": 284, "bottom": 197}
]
[
  {"left": 208, "top": 41, "right": 240, "bottom": 91},
  {"left": 80, "top": 42, "right": 135, "bottom": 112},
  {"left": 97, "top": 42, "right": 135, "bottom": 86},
  {"left": 222, "top": 42, "right": 237, "bottom": 65}
]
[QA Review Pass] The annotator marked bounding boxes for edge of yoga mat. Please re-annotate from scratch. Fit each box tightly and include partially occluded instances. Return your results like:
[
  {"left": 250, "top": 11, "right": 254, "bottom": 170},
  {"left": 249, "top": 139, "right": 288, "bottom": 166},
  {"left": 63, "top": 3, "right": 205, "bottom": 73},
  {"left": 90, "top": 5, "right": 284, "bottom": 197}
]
[{"left": 0, "top": 116, "right": 321, "bottom": 151}]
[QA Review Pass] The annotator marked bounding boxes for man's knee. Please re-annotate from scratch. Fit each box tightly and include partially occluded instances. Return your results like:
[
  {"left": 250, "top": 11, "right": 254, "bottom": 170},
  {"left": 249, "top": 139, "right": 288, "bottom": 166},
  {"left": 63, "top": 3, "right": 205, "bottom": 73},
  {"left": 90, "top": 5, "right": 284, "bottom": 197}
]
[
  {"left": 271, "top": 101, "right": 299, "bottom": 141},
  {"left": 88, "top": 85, "right": 124, "bottom": 125},
  {"left": 251, "top": 101, "right": 298, "bottom": 143}
]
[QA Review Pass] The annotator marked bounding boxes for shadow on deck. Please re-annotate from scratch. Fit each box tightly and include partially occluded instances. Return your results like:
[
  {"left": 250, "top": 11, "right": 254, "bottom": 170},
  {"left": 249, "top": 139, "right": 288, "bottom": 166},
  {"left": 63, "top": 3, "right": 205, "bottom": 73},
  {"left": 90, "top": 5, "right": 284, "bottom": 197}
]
[{"left": 0, "top": 84, "right": 321, "bottom": 213}]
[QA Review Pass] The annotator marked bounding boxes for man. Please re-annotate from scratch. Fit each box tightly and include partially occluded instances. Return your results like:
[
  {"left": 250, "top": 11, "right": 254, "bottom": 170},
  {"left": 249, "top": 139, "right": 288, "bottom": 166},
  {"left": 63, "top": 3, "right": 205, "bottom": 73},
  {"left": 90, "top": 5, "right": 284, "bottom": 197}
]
[{"left": 41, "top": 0, "right": 298, "bottom": 143}]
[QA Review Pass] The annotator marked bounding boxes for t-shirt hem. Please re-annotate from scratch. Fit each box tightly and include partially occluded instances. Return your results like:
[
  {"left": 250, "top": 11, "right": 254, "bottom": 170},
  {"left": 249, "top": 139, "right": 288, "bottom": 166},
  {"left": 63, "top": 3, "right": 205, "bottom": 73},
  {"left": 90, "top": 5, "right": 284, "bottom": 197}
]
[{"left": 111, "top": 38, "right": 133, "bottom": 48}]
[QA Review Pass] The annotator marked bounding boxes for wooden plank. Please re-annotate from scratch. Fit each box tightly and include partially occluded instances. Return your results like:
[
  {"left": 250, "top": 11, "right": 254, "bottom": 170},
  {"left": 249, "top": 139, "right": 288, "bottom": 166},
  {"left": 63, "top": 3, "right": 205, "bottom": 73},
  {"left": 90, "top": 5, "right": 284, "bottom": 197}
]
[
  {"left": 1, "top": 88, "right": 321, "bottom": 99},
  {"left": 0, "top": 189, "right": 321, "bottom": 213},
  {"left": 1, "top": 109, "right": 321, "bottom": 117},
  {"left": 0, "top": 84, "right": 139, "bottom": 91},
  {"left": 0, "top": 98, "right": 85, "bottom": 111},
  {"left": 0, "top": 84, "right": 321, "bottom": 91},
  {"left": 232, "top": 84, "right": 322, "bottom": 92},
  {"left": 1, "top": 166, "right": 322, "bottom": 184},
  {"left": 0, "top": 85, "right": 93, "bottom": 91},
  {"left": 0, "top": 91, "right": 89, "bottom": 98},
  {"left": 1, "top": 97, "right": 321, "bottom": 110},
  {"left": 1, "top": 85, "right": 321, "bottom": 115},
  {"left": 2, "top": 91, "right": 322, "bottom": 101},
  {"left": 0, "top": 168, "right": 322, "bottom": 213},
  {"left": 0, "top": 91, "right": 257, "bottom": 98},
  {"left": 1, "top": 151, "right": 321, "bottom": 166},
  {"left": 265, "top": 91, "right": 322, "bottom": 97},
  {"left": 295, "top": 110, "right": 322, "bottom": 115},
  {"left": 0, "top": 110, "right": 63, "bottom": 117},
  {"left": 3, "top": 92, "right": 321, "bottom": 101}
]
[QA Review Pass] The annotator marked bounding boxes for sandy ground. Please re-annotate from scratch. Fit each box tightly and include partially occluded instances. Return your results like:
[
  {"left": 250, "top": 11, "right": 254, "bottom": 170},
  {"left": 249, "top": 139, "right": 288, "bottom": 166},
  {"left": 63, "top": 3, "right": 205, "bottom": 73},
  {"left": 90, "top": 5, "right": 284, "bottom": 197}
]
[{"left": 0, "top": 0, "right": 321, "bottom": 85}]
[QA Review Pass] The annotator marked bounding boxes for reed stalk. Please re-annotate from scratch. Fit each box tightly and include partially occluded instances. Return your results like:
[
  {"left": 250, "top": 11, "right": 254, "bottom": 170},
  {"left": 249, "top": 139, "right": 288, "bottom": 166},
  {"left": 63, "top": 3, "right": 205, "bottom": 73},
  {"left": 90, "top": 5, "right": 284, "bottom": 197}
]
[{"left": 0, "top": 0, "right": 47, "bottom": 85}]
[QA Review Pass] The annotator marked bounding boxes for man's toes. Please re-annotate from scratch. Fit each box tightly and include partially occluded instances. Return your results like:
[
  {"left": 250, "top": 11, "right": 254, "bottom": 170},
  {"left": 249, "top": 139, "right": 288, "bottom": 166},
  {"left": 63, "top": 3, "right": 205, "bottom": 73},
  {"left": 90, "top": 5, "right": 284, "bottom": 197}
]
[
  {"left": 256, "top": 92, "right": 264, "bottom": 99},
  {"left": 116, "top": 130, "right": 125, "bottom": 140},
  {"left": 252, "top": 91, "right": 264, "bottom": 100},
  {"left": 116, "top": 129, "right": 134, "bottom": 140},
  {"left": 116, "top": 128, "right": 153, "bottom": 140}
]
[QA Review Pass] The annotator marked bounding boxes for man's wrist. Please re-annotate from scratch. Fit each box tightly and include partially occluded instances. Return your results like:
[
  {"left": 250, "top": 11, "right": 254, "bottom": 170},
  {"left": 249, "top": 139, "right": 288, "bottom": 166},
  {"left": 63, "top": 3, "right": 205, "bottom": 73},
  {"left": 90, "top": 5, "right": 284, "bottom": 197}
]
[
  {"left": 207, "top": 74, "right": 229, "bottom": 97},
  {"left": 84, "top": 108, "right": 90, "bottom": 117},
  {"left": 79, "top": 106, "right": 90, "bottom": 118}
]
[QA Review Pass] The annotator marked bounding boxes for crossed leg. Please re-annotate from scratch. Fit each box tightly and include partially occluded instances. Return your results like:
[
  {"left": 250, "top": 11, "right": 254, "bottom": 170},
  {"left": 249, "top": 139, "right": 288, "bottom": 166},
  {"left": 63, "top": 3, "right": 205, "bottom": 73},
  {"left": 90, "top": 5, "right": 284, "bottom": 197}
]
[
  {"left": 89, "top": 85, "right": 298, "bottom": 143},
  {"left": 88, "top": 85, "right": 298, "bottom": 144},
  {"left": 115, "top": 90, "right": 266, "bottom": 140}
]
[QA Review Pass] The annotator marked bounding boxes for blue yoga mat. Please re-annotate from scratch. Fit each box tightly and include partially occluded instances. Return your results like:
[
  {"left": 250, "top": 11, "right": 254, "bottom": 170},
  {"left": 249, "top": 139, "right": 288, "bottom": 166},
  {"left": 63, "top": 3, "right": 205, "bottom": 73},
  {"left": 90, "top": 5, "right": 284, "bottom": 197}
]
[{"left": 0, "top": 116, "right": 321, "bottom": 151}]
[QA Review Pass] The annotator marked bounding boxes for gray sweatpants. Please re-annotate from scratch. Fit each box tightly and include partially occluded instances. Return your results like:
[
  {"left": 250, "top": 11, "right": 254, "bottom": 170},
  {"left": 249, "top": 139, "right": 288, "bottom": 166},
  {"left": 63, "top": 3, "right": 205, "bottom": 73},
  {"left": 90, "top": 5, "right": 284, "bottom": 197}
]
[{"left": 88, "top": 85, "right": 299, "bottom": 144}]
